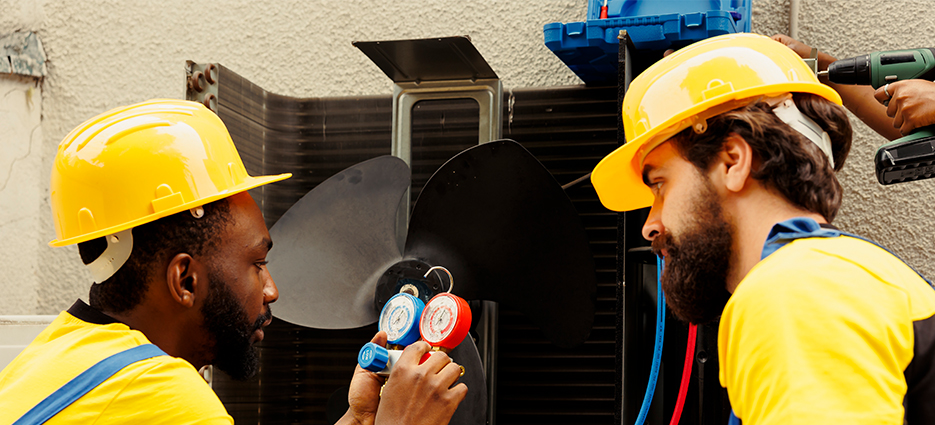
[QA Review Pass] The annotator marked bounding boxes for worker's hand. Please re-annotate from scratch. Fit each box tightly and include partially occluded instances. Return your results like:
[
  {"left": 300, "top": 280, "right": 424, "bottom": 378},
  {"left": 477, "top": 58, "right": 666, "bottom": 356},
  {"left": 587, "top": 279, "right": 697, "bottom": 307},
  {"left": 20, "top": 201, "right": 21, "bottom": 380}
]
[
  {"left": 770, "top": 34, "right": 902, "bottom": 140},
  {"left": 771, "top": 34, "right": 813, "bottom": 59},
  {"left": 374, "top": 341, "right": 467, "bottom": 425},
  {"left": 874, "top": 79, "right": 935, "bottom": 135},
  {"left": 770, "top": 34, "right": 837, "bottom": 72},
  {"left": 341, "top": 331, "right": 389, "bottom": 425}
]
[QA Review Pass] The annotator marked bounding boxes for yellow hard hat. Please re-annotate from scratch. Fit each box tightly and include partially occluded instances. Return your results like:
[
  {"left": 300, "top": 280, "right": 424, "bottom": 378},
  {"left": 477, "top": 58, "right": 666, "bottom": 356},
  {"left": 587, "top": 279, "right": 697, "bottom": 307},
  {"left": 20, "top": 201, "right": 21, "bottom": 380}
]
[
  {"left": 49, "top": 99, "right": 291, "bottom": 247},
  {"left": 590, "top": 33, "right": 842, "bottom": 212}
]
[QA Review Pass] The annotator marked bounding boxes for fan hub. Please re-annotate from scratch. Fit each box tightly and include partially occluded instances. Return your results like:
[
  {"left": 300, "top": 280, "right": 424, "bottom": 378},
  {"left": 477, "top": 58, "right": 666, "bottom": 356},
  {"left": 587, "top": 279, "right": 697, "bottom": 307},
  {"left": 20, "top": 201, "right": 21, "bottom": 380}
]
[{"left": 374, "top": 259, "right": 448, "bottom": 313}]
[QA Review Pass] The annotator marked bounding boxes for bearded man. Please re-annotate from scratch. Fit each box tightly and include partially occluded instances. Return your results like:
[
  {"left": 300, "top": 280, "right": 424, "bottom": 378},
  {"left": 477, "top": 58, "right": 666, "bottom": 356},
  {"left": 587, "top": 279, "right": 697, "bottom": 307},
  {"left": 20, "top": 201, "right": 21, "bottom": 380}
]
[
  {"left": 0, "top": 100, "right": 465, "bottom": 425},
  {"left": 591, "top": 34, "right": 935, "bottom": 424}
]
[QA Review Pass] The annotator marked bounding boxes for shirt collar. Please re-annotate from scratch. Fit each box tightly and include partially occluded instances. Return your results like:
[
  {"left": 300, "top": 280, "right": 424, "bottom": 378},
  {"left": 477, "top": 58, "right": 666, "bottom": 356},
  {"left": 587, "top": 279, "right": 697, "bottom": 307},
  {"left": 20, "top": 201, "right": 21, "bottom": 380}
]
[
  {"left": 761, "top": 217, "right": 840, "bottom": 260},
  {"left": 66, "top": 299, "right": 122, "bottom": 325}
]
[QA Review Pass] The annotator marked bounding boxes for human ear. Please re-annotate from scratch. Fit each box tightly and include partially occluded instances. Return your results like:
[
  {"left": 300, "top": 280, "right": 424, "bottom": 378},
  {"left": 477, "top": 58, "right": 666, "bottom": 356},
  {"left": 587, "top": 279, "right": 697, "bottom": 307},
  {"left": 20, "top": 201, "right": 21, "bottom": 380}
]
[
  {"left": 717, "top": 133, "right": 753, "bottom": 193},
  {"left": 166, "top": 253, "right": 200, "bottom": 308}
]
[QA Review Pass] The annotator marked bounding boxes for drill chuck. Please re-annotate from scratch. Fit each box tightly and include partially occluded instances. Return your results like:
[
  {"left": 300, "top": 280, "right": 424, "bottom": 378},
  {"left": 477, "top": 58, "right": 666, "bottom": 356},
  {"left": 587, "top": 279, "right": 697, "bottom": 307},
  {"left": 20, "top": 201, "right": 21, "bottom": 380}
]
[{"left": 826, "top": 54, "right": 872, "bottom": 85}]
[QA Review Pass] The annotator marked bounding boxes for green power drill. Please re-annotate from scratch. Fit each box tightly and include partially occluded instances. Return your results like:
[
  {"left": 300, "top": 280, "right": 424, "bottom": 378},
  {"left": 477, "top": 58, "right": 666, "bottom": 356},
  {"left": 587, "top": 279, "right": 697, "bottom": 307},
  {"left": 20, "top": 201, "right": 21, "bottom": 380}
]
[{"left": 818, "top": 48, "right": 935, "bottom": 185}]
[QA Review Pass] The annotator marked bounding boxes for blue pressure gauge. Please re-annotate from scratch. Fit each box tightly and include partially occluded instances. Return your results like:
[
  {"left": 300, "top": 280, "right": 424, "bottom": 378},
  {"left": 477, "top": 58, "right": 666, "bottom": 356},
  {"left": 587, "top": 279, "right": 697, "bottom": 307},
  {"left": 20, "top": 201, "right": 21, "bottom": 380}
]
[{"left": 379, "top": 293, "right": 425, "bottom": 346}]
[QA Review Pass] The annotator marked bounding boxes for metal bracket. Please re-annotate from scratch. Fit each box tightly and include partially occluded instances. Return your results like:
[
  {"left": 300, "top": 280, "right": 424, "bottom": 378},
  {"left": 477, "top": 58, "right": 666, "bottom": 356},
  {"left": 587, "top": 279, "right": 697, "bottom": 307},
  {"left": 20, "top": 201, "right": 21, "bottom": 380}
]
[
  {"left": 185, "top": 61, "right": 219, "bottom": 113},
  {"left": 354, "top": 36, "right": 503, "bottom": 166},
  {"left": 803, "top": 47, "right": 819, "bottom": 76},
  {"left": 391, "top": 78, "right": 502, "bottom": 164}
]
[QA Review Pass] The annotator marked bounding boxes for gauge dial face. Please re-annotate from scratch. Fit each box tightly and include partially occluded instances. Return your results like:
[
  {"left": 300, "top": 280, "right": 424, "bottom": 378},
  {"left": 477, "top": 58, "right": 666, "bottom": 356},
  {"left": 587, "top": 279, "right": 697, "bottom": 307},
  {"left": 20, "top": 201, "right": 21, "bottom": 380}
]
[
  {"left": 380, "top": 295, "right": 417, "bottom": 342},
  {"left": 421, "top": 295, "right": 459, "bottom": 344}
]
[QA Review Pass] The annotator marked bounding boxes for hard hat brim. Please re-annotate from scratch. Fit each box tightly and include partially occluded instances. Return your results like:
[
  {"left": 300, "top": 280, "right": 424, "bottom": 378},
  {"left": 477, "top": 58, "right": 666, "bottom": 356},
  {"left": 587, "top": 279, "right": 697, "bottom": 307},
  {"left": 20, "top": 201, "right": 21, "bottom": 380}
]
[
  {"left": 48, "top": 172, "right": 292, "bottom": 247},
  {"left": 591, "top": 141, "right": 654, "bottom": 213}
]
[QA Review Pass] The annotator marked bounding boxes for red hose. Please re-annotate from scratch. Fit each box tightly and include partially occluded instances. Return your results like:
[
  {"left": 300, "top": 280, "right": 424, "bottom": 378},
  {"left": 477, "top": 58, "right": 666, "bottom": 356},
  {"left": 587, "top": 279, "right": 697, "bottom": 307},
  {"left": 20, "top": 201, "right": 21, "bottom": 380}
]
[{"left": 669, "top": 324, "right": 697, "bottom": 425}]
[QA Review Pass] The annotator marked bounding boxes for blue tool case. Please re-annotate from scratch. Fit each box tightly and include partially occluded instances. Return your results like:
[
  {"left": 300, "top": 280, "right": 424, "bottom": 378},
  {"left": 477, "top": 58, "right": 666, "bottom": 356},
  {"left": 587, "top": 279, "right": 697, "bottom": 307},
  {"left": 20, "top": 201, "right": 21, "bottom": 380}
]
[{"left": 544, "top": 0, "right": 752, "bottom": 85}]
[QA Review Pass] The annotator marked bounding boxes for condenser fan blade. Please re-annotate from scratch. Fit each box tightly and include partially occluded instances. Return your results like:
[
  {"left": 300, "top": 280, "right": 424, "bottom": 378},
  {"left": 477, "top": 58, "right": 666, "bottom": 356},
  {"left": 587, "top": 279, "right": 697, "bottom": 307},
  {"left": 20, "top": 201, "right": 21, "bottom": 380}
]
[
  {"left": 405, "top": 140, "right": 597, "bottom": 348},
  {"left": 267, "top": 156, "right": 409, "bottom": 329},
  {"left": 448, "top": 336, "right": 488, "bottom": 425}
]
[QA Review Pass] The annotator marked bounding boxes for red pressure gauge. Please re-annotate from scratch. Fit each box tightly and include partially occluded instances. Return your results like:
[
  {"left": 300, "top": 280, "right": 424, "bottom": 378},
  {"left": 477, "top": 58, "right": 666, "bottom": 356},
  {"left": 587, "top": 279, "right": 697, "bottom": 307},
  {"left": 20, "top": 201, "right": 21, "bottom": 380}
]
[{"left": 420, "top": 292, "right": 471, "bottom": 351}]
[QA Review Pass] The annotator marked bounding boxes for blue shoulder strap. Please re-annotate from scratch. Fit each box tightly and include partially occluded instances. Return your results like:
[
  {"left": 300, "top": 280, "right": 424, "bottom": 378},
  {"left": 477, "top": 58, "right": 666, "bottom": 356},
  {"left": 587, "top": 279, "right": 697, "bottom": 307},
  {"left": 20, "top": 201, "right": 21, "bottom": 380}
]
[
  {"left": 761, "top": 217, "right": 842, "bottom": 259},
  {"left": 728, "top": 411, "right": 741, "bottom": 425},
  {"left": 13, "top": 344, "right": 167, "bottom": 425},
  {"left": 762, "top": 217, "right": 932, "bottom": 286}
]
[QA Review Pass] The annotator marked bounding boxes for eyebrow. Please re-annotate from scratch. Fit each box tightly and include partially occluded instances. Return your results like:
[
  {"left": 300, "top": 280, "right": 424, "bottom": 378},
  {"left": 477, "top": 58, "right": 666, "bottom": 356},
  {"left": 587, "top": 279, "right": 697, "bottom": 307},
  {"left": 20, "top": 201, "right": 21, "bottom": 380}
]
[
  {"left": 642, "top": 164, "right": 656, "bottom": 187},
  {"left": 256, "top": 237, "right": 273, "bottom": 252}
]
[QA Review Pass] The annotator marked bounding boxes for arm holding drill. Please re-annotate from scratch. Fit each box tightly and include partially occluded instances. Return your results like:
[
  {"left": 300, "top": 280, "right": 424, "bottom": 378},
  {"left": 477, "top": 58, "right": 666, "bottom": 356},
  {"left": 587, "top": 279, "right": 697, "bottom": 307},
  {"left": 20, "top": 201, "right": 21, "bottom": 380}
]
[{"left": 771, "top": 34, "right": 905, "bottom": 140}]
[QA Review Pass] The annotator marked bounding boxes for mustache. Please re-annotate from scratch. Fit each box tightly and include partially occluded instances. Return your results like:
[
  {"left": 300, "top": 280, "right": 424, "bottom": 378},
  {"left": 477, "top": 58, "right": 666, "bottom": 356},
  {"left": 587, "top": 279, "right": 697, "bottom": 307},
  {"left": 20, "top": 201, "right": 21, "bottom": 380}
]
[
  {"left": 252, "top": 305, "right": 272, "bottom": 332},
  {"left": 651, "top": 232, "right": 675, "bottom": 258}
]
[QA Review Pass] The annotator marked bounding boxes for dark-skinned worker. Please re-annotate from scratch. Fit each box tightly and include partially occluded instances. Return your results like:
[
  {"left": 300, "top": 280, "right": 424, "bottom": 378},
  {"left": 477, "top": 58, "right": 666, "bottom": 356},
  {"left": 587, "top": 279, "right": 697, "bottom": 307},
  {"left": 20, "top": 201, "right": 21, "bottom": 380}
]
[
  {"left": 591, "top": 33, "right": 935, "bottom": 424},
  {"left": 0, "top": 99, "right": 466, "bottom": 424},
  {"left": 773, "top": 34, "right": 935, "bottom": 140}
]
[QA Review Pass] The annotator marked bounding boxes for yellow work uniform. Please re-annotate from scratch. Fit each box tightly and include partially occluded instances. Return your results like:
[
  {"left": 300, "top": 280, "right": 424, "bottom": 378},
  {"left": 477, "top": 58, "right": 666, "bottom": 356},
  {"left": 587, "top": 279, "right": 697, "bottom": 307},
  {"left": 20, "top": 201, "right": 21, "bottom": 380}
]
[
  {"left": 719, "top": 223, "right": 935, "bottom": 424},
  {"left": 0, "top": 300, "right": 233, "bottom": 424}
]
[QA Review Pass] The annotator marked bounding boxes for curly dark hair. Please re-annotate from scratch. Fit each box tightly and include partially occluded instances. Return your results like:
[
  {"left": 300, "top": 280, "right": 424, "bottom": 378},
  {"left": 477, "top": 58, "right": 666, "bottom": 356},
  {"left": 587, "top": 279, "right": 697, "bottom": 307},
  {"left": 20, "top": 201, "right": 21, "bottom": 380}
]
[
  {"left": 78, "top": 198, "right": 232, "bottom": 314},
  {"left": 670, "top": 93, "right": 853, "bottom": 222}
]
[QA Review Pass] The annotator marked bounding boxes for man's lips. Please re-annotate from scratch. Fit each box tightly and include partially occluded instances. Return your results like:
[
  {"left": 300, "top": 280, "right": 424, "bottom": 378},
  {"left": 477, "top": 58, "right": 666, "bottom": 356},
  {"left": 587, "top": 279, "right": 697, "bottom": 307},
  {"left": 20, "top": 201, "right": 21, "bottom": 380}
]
[{"left": 252, "top": 307, "right": 273, "bottom": 343}]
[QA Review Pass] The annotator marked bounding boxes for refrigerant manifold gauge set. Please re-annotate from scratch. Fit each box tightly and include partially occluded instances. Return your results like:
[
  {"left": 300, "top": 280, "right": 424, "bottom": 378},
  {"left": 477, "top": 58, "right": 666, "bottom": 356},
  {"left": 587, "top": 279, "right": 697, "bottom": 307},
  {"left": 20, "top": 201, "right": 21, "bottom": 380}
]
[{"left": 358, "top": 266, "right": 471, "bottom": 376}]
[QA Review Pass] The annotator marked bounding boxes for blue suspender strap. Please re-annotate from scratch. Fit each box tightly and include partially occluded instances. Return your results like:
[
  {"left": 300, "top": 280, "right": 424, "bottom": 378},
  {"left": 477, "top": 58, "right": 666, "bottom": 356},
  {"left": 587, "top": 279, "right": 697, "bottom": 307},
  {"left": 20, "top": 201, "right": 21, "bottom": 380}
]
[
  {"left": 13, "top": 344, "right": 167, "bottom": 425},
  {"left": 760, "top": 217, "right": 842, "bottom": 259},
  {"left": 762, "top": 217, "right": 933, "bottom": 287},
  {"left": 728, "top": 410, "right": 741, "bottom": 425}
]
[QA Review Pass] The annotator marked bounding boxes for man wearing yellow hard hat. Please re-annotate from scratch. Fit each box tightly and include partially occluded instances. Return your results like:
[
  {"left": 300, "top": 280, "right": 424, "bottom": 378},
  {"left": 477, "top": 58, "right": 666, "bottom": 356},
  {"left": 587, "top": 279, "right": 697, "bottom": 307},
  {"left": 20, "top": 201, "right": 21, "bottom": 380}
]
[
  {"left": 0, "top": 100, "right": 465, "bottom": 424},
  {"left": 592, "top": 33, "right": 935, "bottom": 424}
]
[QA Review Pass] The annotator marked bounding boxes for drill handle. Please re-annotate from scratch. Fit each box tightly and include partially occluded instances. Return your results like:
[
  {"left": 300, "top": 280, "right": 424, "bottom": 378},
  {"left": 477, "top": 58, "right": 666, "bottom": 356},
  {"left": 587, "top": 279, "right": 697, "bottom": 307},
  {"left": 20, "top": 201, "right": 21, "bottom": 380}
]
[{"left": 870, "top": 48, "right": 935, "bottom": 88}]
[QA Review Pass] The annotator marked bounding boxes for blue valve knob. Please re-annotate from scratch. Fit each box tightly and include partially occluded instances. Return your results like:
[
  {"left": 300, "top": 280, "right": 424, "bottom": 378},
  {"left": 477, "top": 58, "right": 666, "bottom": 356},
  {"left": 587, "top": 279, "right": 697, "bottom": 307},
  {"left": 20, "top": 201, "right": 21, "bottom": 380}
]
[{"left": 358, "top": 342, "right": 390, "bottom": 372}]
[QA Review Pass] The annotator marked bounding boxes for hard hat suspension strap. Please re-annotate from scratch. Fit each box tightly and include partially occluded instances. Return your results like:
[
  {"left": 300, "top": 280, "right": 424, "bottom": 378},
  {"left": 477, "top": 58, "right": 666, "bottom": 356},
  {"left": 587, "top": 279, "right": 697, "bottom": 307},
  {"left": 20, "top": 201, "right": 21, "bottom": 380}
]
[{"left": 86, "top": 229, "right": 134, "bottom": 283}]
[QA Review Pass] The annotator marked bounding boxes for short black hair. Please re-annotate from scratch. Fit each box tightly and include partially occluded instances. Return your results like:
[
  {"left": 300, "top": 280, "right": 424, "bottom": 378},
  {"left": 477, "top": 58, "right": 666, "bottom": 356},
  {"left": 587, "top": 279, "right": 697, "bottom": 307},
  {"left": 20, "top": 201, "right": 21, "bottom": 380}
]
[
  {"left": 671, "top": 93, "right": 853, "bottom": 222},
  {"left": 78, "top": 198, "right": 232, "bottom": 313}
]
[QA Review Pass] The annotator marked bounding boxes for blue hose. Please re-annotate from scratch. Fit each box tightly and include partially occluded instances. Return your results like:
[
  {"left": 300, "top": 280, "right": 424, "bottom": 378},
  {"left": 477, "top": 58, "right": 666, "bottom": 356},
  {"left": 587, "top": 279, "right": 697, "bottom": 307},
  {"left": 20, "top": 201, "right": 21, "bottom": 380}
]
[{"left": 635, "top": 256, "right": 666, "bottom": 425}]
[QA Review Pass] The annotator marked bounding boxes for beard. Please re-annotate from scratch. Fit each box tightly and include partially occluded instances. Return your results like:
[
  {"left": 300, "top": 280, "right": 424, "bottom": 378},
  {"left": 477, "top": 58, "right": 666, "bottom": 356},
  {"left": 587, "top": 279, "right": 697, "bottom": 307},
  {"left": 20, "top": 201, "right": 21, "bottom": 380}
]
[
  {"left": 651, "top": 178, "right": 734, "bottom": 325},
  {"left": 201, "top": 268, "right": 272, "bottom": 381}
]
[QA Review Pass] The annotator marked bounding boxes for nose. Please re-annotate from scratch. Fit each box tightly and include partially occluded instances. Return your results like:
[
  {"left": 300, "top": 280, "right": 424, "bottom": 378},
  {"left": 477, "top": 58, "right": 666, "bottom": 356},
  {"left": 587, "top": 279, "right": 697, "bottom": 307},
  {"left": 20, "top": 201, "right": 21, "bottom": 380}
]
[
  {"left": 263, "top": 267, "right": 279, "bottom": 304},
  {"left": 641, "top": 205, "right": 664, "bottom": 241}
]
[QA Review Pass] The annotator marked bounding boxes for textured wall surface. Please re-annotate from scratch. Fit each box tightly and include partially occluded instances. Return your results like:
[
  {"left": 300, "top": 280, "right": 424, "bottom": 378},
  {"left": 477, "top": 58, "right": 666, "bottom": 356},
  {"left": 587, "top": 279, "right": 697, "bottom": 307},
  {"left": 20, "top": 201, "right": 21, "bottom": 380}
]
[
  {"left": 0, "top": 0, "right": 934, "bottom": 314},
  {"left": 0, "top": 75, "right": 41, "bottom": 314}
]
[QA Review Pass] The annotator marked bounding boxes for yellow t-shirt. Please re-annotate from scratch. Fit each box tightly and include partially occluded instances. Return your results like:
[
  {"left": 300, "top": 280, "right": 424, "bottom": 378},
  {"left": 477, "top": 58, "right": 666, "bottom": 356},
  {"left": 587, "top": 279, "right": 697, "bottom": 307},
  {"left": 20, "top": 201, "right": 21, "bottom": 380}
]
[
  {"left": 719, "top": 235, "right": 935, "bottom": 424},
  {"left": 0, "top": 300, "right": 232, "bottom": 424}
]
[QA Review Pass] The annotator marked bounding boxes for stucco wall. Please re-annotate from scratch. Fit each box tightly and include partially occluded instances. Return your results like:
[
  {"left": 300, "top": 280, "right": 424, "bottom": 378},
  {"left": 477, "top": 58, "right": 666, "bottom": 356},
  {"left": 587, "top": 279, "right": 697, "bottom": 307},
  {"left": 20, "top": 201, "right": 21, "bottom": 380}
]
[
  {"left": 0, "top": 0, "right": 933, "bottom": 314},
  {"left": 0, "top": 75, "right": 41, "bottom": 314}
]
